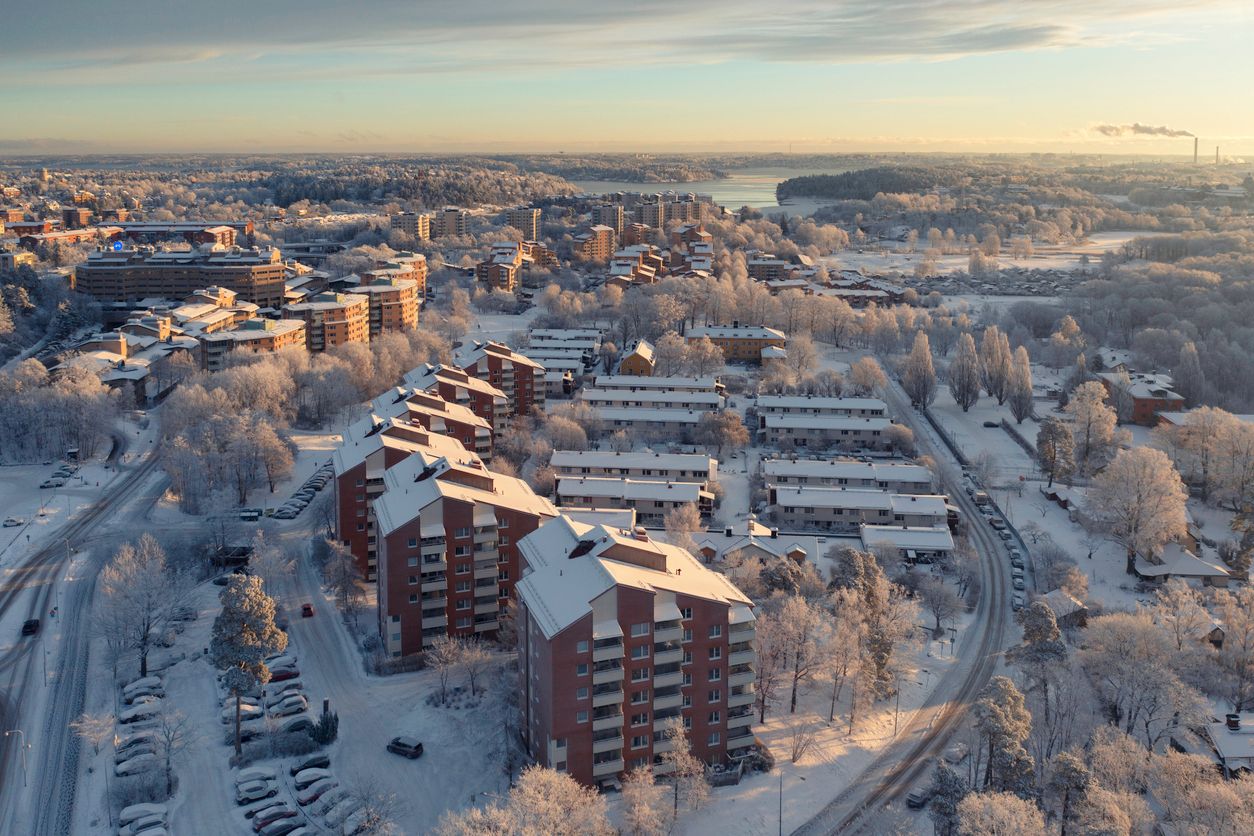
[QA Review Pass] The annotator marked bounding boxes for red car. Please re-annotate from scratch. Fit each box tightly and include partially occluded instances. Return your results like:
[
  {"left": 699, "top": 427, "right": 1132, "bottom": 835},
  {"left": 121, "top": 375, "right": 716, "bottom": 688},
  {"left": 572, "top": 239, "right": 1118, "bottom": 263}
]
[
  {"left": 270, "top": 668, "right": 299, "bottom": 682},
  {"left": 301, "top": 603, "right": 314, "bottom": 618},
  {"left": 252, "top": 804, "right": 297, "bottom": 831}
]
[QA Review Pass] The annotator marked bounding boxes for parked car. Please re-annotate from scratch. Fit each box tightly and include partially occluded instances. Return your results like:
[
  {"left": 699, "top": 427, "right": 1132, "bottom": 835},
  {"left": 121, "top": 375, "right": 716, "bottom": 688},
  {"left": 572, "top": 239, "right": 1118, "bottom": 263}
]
[
  {"left": 119, "top": 813, "right": 167, "bottom": 836},
  {"left": 294, "top": 767, "right": 332, "bottom": 790},
  {"left": 1013, "top": 579, "right": 1026, "bottom": 591},
  {"left": 236, "top": 780, "right": 278, "bottom": 805},
  {"left": 115, "top": 753, "right": 159, "bottom": 776},
  {"left": 998, "top": 530, "right": 1013, "bottom": 541},
  {"left": 301, "top": 603, "right": 315, "bottom": 618},
  {"left": 226, "top": 726, "right": 266, "bottom": 745},
  {"left": 116, "top": 733, "right": 156, "bottom": 756},
  {"left": 115, "top": 744, "right": 156, "bottom": 764},
  {"left": 243, "top": 797, "right": 289, "bottom": 820},
  {"left": 237, "top": 766, "right": 278, "bottom": 785},
  {"left": 270, "top": 668, "right": 300, "bottom": 683},
  {"left": 906, "top": 787, "right": 934, "bottom": 809},
  {"left": 271, "top": 695, "right": 308, "bottom": 717},
  {"left": 3, "top": 517, "right": 23, "bottom": 527},
  {"left": 386, "top": 736, "right": 424, "bottom": 759},
  {"left": 21, "top": 619, "right": 40, "bottom": 636},
  {"left": 311, "top": 787, "right": 350, "bottom": 817},
  {"left": 272, "top": 509, "right": 297, "bottom": 520},
  {"left": 119, "top": 702, "right": 162, "bottom": 724},
  {"left": 1010, "top": 557, "right": 1024, "bottom": 569},
  {"left": 119, "top": 804, "right": 167, "bottom": 828},
  {"left": 324, "top": 798, "right": 363, "bottom": 829},
  {"left": 279, "top": 716, "right": 314, "bottom": 735},
  {"left": 257, "top": 821, "right": 304, "bottom": 836},
  {"left": 290, "top": 753, "right": 330, "bottom": 776},
  {"left": 297, "top": 778, "right": 338, "bottom": 806},
  {"left": 123, "top": 676, "right": 162, "bottom": 695},
  {"left": 989, "top": 518, "right": 1007, "bottom": 530},
  {"left": 982, "top": 421, "right": 1000, "bottom": 428},
  {"left": 39, "top": 479, "right": 65, "bottom": 489},
  {"left": 266, "top": 653, "right": 298, "bottom": 667},
  {"left": 1012, "top": 594, "right": 1026, "bottom": 611}
]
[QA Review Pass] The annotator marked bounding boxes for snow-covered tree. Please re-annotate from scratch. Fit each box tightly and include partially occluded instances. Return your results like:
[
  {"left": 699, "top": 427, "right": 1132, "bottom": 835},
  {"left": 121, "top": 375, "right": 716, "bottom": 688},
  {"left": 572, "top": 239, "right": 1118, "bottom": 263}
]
[
  {"left": 99, "top": 534, "right": 185, "bottom": 678},
  {"left": 654, "top": 331, "right": 688, "bottom": 377},
  {"left": 973, "top": 676, "right": 1034, "bottom": 793},
  {"left": 928, "top": 761, "right": 970, "bottom": 836},
  {"left": 901, "top": 330, "right": 938, "bottom": 408},
  {"left": 70, "top": 712, "right": 115, "bottom": 756},
  {"left": 658, "top": 718, "right": 708, "bottom": 813},
  {"left": 210, "top": 574, "right": 287, "bottom": 755},
  {"left": 685, "top": 336, "right": 724, "bottom": 377},
  {"left": 424, "top": 635, "right": 464, "bottom": 706},
  {"left": 1215, "top": 586, "right": 1254, "bottom": 711},
  {"left": 956, "top": 791, "right": 1046, "bottom": 835},
  {"left": 979, "top": 326, "right": 1012, "bottom": 404},
  {"left": 663, "top": 503, "right": 703, "bottom": 557},
  {"left": 694, "top": 410, "right": 748, "bottom": 458},
  {"left": 1173, "top": 341, "right": 1205, "bottom": 407},
  {"left": 1035, "top": 417, "right": 1074, "bottom": 487},
  {"left": 1007, "top": 347, "right": 1033, "bottom": 424},
  {"left": 1065, "top": 382, "right": 1117, "bottom": 474},
  {"left": 1087, "top": 447, "right": 1188, "bottom": 574},
  {"left": 848, "top": 356, "right": 887, "bottom": 396},
  {"left": 620, "top": 766, "right": 668, "bottom": 836},
  {"left": 947, "top": 332, "right": 982, "bottom": 412},
  {"left": 436, "top": 765, "right": 612, "bottom": 836}
]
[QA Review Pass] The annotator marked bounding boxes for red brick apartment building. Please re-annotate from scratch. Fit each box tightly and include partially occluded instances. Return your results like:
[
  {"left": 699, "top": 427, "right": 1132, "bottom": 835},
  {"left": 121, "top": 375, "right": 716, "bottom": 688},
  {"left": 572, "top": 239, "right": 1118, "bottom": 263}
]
[
  {"left": 332, "top": 413, "right": 479, "bottom": 579},
  {"left": 456, "top": 340, "right": 546, "bottom": 418},
  {"left": 73, "top": 244, "right": 287, "bottom": 307},
  {"left": 373, "top": 456, "right": 557, "bottom": 656},
  {"left": 369, "top": 387, "right": 494, "bottom": 461},
  {"left": 573, "top": 225, "right": 616, "bottom": 262},
  {"left": 362, "top": 251, "right": 427, "bottom": 298},
  {"left": 113, "top": 220, "right": 255, "bottom": 247},
  {"left": 282, "top": 291, "right": 370, "bottom": 350},
  {"left": 515, "top": 515, "right": 757, "bottom": 788},
  {"left": 356, "top": 276, "right": 420, "bottom": 336},
  {"left": 402, "top": 363, "right": 510, "bottom": 437}
]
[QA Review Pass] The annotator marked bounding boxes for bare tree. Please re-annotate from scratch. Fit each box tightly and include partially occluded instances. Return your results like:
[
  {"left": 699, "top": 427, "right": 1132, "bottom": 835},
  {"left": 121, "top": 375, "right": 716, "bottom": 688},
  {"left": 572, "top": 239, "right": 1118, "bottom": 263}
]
[
  {"left": 323, "top": 539, "right": 365, "bottom": 627},
  {"left": 658, "top": 718, "right": 708, "bottom": 813},
  {"left": 424, "top": 635, "right": 463, "bottom": 706},
  {"left": 99, "top": 534, "right": 182, "bottom": 678},
  {"left": 663, "top": 502, "right": 703, "bottom": 556},
  {"left": 919, "top": 577, "right": 962, "bottom": 636},
  {"left": 1007, "top": 346, "right": 1034, "bottom": 423},
  {"left": 848, "top": 356, "right": 887, "bottom": 396},
  {"left": 154, "top": 710, "right": 197, "bottom": 796},
  {"left": 71, "top": 712, "right": 115, "bottom": 757},
  {"left": 460, "top": 638, "right": 492, "bottom": 695},
  {"left": 621, "top": 766, "right": 668, "bottom": 836}
]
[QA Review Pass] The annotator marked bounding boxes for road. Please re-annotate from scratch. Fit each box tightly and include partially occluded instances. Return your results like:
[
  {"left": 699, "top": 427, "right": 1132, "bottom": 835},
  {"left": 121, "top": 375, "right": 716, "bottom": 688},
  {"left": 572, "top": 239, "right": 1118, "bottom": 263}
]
[
  {"left": 792, "top": 375, "right": 1012, "bottom": 835},
  {"left": 0, "top": 452, "right": 162, "bottom": 835}
]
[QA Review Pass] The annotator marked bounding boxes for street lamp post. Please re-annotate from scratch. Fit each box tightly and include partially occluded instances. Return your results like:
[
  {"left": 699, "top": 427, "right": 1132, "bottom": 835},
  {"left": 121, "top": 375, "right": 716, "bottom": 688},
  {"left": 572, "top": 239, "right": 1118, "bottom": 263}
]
[{"left": 4, "top": 729, "right": 29, "bottom": 788}]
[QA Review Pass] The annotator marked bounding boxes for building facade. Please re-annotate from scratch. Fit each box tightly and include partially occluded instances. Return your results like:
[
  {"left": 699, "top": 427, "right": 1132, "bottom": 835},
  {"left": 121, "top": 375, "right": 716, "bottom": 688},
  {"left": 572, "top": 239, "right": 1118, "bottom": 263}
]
[
  {"left": 74, "top": 244, "right": 286, "bottom": 307},
  {"left": 282, "top": 291, "right": 370, "bottom": 350}
]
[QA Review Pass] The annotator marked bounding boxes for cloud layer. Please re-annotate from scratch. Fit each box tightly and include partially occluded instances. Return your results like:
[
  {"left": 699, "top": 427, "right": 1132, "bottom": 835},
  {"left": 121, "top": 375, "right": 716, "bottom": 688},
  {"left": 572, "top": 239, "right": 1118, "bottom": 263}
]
[{"left": 1093, "top": 123, "right": 1194, "bottom": 137}]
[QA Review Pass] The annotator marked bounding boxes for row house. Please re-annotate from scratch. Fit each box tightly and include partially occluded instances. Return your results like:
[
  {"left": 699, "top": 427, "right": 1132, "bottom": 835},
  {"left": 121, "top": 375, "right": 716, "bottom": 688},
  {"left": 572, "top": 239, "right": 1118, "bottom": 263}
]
[
  {"left": 593, "top": 374, "right": 724, "bottom": 395},
  {"left": 860, "top": 525, "right": 955, "bottom": 565},
  {"left": 555, "top": 476, "right": 714, "bottom": 522},
  {"left": 403, "top": 363, "right": 510, "bottom": 437},
  {"left": 516, "top": 515, "right": 756, "bottom": 788},
  {"left": 755, "top": 395, "right": 889, "bottom": 428},
  {"left": 374, "top": 456, "right": 557, "bottom": 657},
  {"left": 760, "top": 458, "right": 933, "bottom": 493},
  {"left": 550, "top": 450, "right": 717, "bottom": 486},
  {"left": 456, "top": 340, "right": 546, "bottom": 418},
  {"left": 686, "top": 324, "right": 786, "bottom": 364},
  {"left": 769, "top": 486, "right": 948, "bottom": 533},
  {"left": 333, "top": 414, "right": 480, "bottom": 579},
  {"left": 761, "top": 414, "right": 894, "bottom": 451},
  {"left": 579, "top": 387, "right": 724, "bottom": 413},
  {"left": 592, "top": 407, "right": 706, "bottom": 439},
  {"left": 369, "top": 387, "right": 494, "bottom": 461}
]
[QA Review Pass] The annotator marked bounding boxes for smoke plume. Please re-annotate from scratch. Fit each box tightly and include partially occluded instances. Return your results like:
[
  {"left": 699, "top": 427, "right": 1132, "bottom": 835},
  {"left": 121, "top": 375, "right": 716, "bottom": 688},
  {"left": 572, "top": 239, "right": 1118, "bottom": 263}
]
[{"left": 1093, "top": 123, "right": 1193, "bottom": 138}]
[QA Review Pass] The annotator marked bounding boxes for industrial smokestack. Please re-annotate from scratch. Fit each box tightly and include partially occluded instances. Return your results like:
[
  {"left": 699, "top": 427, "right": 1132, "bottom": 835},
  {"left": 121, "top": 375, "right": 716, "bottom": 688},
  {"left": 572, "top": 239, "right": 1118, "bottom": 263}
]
[
  {"left": 1194, "top": 137, "right": 1199, "bottom": 164},
  {"left": 1216, "top": 146, "right": 1220, "bottom": 165}
]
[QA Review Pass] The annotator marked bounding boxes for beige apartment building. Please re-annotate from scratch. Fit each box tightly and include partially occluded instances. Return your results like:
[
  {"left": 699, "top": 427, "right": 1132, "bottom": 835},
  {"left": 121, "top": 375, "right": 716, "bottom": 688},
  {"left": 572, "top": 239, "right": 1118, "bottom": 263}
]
[
  {"left": 506, "top": 207, "right": 541, "bottom": 241},
  {"left": 390, "top": 212, "right": 431, "bottom": 240},
  {"left": 282, "top": 291, "right": 370, "bottom": 350}
]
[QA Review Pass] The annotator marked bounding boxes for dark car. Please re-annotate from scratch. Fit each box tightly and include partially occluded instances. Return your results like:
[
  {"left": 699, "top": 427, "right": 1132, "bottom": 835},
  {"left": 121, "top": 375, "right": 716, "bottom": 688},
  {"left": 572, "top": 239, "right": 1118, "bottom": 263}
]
[
  {"left": 982, "top": 420, "right": 1000, "bottom": 428},
  {"left": 289, "top": 753, "right": 330, "bottom": 776},
  {"left": 387, "top": 736, "right": 424, "bottom": 759},
  {"left": 301, "top": 603, "right": 314, "bottom": 618},
  {"left": 270, "top": 668, "right": 299, "bottom": 682},
  {"left": 21, "top": 619, "right": 40, "bottom": 636}
]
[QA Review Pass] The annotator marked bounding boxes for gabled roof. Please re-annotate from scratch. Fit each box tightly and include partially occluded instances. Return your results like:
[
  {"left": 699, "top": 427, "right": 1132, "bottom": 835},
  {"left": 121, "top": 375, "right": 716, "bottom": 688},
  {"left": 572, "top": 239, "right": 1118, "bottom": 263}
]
[{"left": 331, "top": 413, "right": 475, "bottom": 475}]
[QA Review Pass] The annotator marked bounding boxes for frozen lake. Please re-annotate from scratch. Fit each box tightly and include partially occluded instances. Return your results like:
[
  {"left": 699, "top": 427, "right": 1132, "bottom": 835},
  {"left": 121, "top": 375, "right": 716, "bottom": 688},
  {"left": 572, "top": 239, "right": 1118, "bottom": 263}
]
[{"left": 571, "top": 166, "right": 854, "bottom": 211}]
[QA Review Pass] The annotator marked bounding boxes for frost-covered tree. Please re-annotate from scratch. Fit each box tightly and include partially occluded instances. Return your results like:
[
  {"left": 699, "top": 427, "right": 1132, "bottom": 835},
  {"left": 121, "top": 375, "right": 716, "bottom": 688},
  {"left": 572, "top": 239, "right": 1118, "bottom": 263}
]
[
  {"left": 1035, "top": 417, "right": 1074, "bottom": 487},
  {"left": 654, "top": 331, "right": 688, "bottom": 377},
  {"left": 1007, "top": 347, "right": 1033, "bottom": 424},
  {"left": 957, "top": 791, "right": 1046, "bottom": 835},
  {"left": 973, "top": 676, "right": 1034, "bottom": 793},
  {"left": 424, "top": 635, "right": 464, "bottom": 706},
  {"left": 658, "top": 718, "right": 708, "bottom": 813},
  {"left": 1215, "top": 586, "right": 1254, "bottom": 711},
  {"left": 928, "top": 761, "right": 970, "bottom": 836},
  {"left": 848, "top": 356, "right": 887, "bottom": 396},
  {"left": 436, "top": 765, "right": 612, "bottom": 836},
  {"left": 901, "top": 330, "right": 938, "bottom": 408},
  {"left": 621, "top": 766, "right": 668, "bottom": 836},
  {"left": 1087, "top": 447, "right": 1188, "bottom": 574},
  {"left": 663, "top": 502, "right": 703, "bottom": 557},
  {"left": 979, "top": 326, "right": 1012, "bottom": 404},
  {"left": 947, "top": 332, "right": 982, "bottom": 412},
  {"left": 99, "top": 534, "right": 185, "bottom": 678},
  {"left": 694, "top": 410, "right": 748, "bottom": 458},
  {"left": 1065, "top": 381, "right": 1117, "bottom": 474},
  {"left": 685, "top": 336, "right": 724, "bottom": 377},
  {"left": 1173, "top": 341, "right": 1205, "bottom": 407},
  {"left": 210, "top": 574, "right": 287, "bottom": 755}
]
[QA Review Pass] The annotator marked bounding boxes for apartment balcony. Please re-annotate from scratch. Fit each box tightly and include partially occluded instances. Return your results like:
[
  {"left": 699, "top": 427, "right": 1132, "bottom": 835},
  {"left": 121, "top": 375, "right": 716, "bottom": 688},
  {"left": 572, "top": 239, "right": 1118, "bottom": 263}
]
[
  {"left": 474, "top": 600, "right": 499, "bottom": 616},
  {"left": 654, "top": 644, "right": 683, "bottom": 666},
  {"left": 654, "top": 625, "right": 682, "bottom": 643},
  {"left": 473, "top": 527, "right": 496, "bottom": 543},
  {"left": 654, "top": 670, "right": 683, "bottom": 689},
  {"left": 473, "top": 562, "right": 497, "bottom": 580},
  {"left": 422, "top": 614, "right": 447, "bottom": 630},
  {"left": 728, "top": 711, "right": 755, "bottom": 730},
  {"left": 727, "top": 730, "right": 756, "bottom": 750},
  {"left": 729, "top": 648, "right": 756, "bottom": 667},
  {"left": 729, "top": 622, "right": 755, "bottom": 639},
  {"left": 593, "top": 665, "right": 624, "bottom": 686},
  {"left": 728, "top": 689, "right": 755, "bottom": 709},
  {"left": 592, "top": 733, "right": 623, "bottom": 754},
  {"left": 473, "top": 619, "right": 498, "bottom": 633},
  {"left": 652, "top": 760, "right": 676, "bottom": 776},
  {"left": 593, "top": 640, "right": 624, "bottom": 663},
  {"left": 421, "top": 552, "right": 446, "bottom": 568},
  {"left": 653, "top": 691, "right": 683, "bottom": 711},
  {"left": 420, "top": 535, "right": 446, "bottom": 548},
  {"left": 420, "top": 575, "right": 447, "bottom": 592},
  {"left": 729, "top": 668, "right": 754, "bottom": 688},
  {"left": 651, "top": 735, "right": 674, "bottom": 755},
  {"left": 421, "top": 594, "right": 447, "bottom": 609},
  {"left": 592, "top": 684, "right": 624, "bottom": 708},
  {"left": 591, "top": 757, "right": 624, "bottom": 778},
  {"left": 591, "top": 709, "right": 623, "bottom": 732}
]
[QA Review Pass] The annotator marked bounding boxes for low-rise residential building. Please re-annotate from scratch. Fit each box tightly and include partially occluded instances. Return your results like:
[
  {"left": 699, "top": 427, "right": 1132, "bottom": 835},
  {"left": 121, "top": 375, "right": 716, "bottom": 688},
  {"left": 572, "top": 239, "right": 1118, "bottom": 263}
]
[
  {"left": 593, "top": 374, "right": 723, "bottom": 395},
  {"left": 74, "top": 243, "right": 286, "bottom": 307},
  {"left": 592, "top": 407, "right": 706, "bottom": 438},
  {"left": 456, "top": 340, "right": 546, "bottom": 418},
  {"left": 579, "top": 387, "right": 724, "bottom": 412},
  {"left": 769, "top": 487, "right": 948, "bottom": 532},
  {"left": 370, "top": 387, "right": 494, "bottom": 461},
  {"left": 56, "top": 329, "right": 198, "bottom": 406},
  {"left": 282, "top": 291, "right": 370, "bottom": 350},
  {"left": 760, "top": 458, "right": 933, "bottom": 493},
  {"left": 761, "top": 414, "right": 895, "bottom": 451},
  {"left": 618, "top": 340, "right": 655, "bottom": 376},
  {"left": 199, "top": 318, "right": 307, "bottom": 371},
  {"left": 747, "top": 256, "right": 793, "bottom": 283},
  {"left": 0, "top": 249, "right": 37, "bottom": 270},
  {"left": 860, "top": 524, "right": 954, "bottom": 564},
  {"left": 333, "top": 413, "right": 480, "bottom": 579},
  {"left": 356, "top": 276, "right": 420, "bottom": 336},
  {"left": 687, "top": 324, "right": 786, "bottom": 364},
  {"left": 1207, "top": 713, "right": 1254, "bottom": 777},
  {"left": 556, "top": 476, "right": 713, "bottom": 522},
  {"left": 755, "top": 395, "right": 889, "bottom": 427},
  {"left": 1096, "top": 371, "right": 1186, "bottom": 426},
  {"left": 551, "top": 450, "right": 717, "bottom": 485},
  {"left": 403, "top": 363, "right": 510, "bottom": 437},
  {"left": 516, "top": 515, "right": 756, "bottom": 788},
  {"left": 374, "top": 455, "right": 557, "bottom": 656},
  {"left": 20, "top": 226, "right": 122, "bottom": 250},
  {"left": 696, "top": 514, "right": 808, "bottom": 565}
]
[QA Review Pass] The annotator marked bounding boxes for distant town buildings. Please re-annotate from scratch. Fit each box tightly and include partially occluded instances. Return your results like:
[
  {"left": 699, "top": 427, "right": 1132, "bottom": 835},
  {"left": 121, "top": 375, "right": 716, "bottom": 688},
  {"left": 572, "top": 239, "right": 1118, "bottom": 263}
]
[
  {"left": 505, "top": 207, "right": 541, "bottom": 242},
  {"left": 390, "top": 211, "right": 431, "bottom": 241}
]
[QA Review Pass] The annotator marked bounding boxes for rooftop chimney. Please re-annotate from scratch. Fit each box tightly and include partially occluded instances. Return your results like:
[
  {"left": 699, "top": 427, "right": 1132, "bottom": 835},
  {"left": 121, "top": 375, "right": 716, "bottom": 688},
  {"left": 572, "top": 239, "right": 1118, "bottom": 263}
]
[{"left": 1227, "top": 713, "right": 1241, "bottom": 731}]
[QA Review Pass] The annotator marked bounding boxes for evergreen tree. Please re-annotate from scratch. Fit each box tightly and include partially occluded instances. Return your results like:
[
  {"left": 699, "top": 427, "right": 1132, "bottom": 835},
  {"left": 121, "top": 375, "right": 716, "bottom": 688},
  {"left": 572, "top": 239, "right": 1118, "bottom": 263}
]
[{"left": 210, "top": 574, "right": 287, "bottom": 755}]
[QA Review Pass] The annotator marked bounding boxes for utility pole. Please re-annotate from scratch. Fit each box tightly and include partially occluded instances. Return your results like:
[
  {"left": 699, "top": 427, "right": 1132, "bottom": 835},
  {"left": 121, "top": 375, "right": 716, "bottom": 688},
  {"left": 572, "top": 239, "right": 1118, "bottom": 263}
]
[{"left": 4, "top": 729, "right": 29, "bottom": 787}]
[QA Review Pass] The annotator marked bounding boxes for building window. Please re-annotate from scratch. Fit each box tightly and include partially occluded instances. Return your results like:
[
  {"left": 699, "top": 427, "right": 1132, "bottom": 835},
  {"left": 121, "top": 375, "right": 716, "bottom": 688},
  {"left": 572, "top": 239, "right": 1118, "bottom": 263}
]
[
  {"left": 631, "top": 645, "right": 649, "bottom": 660},
  {"left": 576, "top": 687, "right": 588, "bottom": 700},
  {"left": 455, "top": 527, "right": 471, "bottom": 538},
  {"left": 407, "top": 557, "right": 418, "bottom": 568},
  {"left": 631, "top": 712, "right": 649, "bottom": 726},
  {"left": 680, "top": 607, "right": 692, "bottom": 620},
  {"left": 408, "top": 537, "right": 417, "bottom": 548},
  {"left": 576, "top": 711, "right": 588, "bottom": 724},
  {"left": 408, "top": 594, "right": 418, "bottom": 604},
  {"left": 631, "top": 668, "right": 650, "bottom": 682},
  {"left": 356, "top": 523, "right": 365, "bottom": 532},
  {"left": 498, "top": 517, "right": 510, "bottom": 529},
  {"left": 683, "top": 716, "right": 692, "bottom": 730},
  {"left": 455, "top": 546, "right": 471, "bottom": 557},
  {"left": 631, "top": 689, "right": 649, "bottom": 704},
  {"left": 708, "top": 711, "right": 721, "bottom": 724},
  {"left": 708, "top": 625, "right": 722, "bottom": 639},
  {"left": 455, "top": 563, "right": 471, "bottom": 575},
  {"left": 455, "top": 600, "right": 470, "bottom": 611},
  {"left": 709, "top": 647, "right": 722, "bottom": 660},
  {"left": 555, "top": 761, "right": 567, "bottom": 772},
  {"left": 708, "top": 689, "right": 721, "bottom": 703},
  {"left": 499, "top": 535, "right": 509, "bottom": 546},
  {"left": 455, "top": 580, "right": 471, "bottom": 592},
  {"left": 708, "top": 732, "right": 720, "bottom": 746},
  {"left": 577, "top": 663, "right": 588, "bottom": 676},
  {"left": 456, "top": 617, "right": 472, "bottom": 628},
  {"left": 683, "top": 628, "right": 692, "bottom": 643},
  {"left": 555, "top": 738, "right": 567, "bottom": 749},
  {"left": 631, "top": 623, "right": 650, "bottom": 637},
  {"left": 576, "top": 640, "right": 589, "bottom": 654},
  {"left": 708, "top": 668, "right": 722, "bottom": 682},
  {"left": 632, "top": 735, "right": 648, "bottom": 749},
  {"left": 408, "top": 575, "right": 418, "bottom": 586}
]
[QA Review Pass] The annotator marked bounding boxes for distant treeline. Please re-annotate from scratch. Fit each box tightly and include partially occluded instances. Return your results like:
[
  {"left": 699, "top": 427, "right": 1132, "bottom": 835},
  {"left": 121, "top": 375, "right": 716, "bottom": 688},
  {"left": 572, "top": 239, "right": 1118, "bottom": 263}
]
[
  {"left": 264, "top": 166, "right": 575, "bottom": 209},
  {"left": 498, "top": 155, "right": 725, "bottom": 184},
  {"left": 776, "top": 166, "right": 971, "bottom": 201}
]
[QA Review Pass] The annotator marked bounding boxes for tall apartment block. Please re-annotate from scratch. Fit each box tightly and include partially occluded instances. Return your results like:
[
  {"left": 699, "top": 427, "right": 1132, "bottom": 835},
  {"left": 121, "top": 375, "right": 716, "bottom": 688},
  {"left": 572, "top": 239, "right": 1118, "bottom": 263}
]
[
  {"left": 594, "top": 204, "right": 625, "bottom": 238},
  {"left": 281, "top": 291, "right": 370, "bottom": 350},
  {"left": 374, "top": 455, "right": 557, "bottom": 656},
  {"left": 363, "top": 251, "right": 428, "bottom": 298},
  {"left": 506, "top": 207, "right": 541, "bottom": 242},
  {"left": 455, "top": 340, "right": 546, "bottom": 418},
  {"left": 516, "top": 515, "right": 757, "bottom": 788},
  {"left": 432, "top": 208, "right": 469, "bottom": 238},
  {"left": 73, "top": 244, "right": 287, "bottom": 308},
  {"left": 357, "top": 276, "right": 420, "bottom": 336},
  {"left": 333, "top": 413, "right": 479, "bottom": 579},
  {"left": 390, "top": 212, "right": 431, "bottom": 241},
  {"left": 573, "top": 225, "right": 615, "bottom": 262}
]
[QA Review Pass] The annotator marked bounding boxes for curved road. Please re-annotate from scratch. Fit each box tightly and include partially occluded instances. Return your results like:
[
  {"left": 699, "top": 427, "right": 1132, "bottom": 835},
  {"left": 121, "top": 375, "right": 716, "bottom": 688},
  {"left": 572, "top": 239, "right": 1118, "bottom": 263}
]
[
  {"left": 792, "top": 375, "right": 1011, "bottom": 835},
  {"left": 0, "top": 453, "right": 162, "bottom": 834}
]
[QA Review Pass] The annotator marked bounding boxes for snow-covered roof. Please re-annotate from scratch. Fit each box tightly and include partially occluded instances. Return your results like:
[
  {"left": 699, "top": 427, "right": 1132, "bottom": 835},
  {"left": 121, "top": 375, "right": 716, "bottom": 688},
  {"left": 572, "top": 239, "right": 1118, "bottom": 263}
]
[
  {"left": 1096, "top": 371, "right": 1183, "bottom": 402},
  {"left": 772, "top": 486, "right": 948, "bottom": 516},
  {"left": 1037, "top": 589, "right": 1086, "bottom": 619},
  {"left": 860, "top": 525, "right": 954, "bottom": 552},
  {"left": 402, "top": 363, "right": 506, "bottom": 401},
  {"left": 367, "top": 388, "right": 491, "bottom": 431},
  {"left": 516, "top": 516, "right": 753, "bottom": 639},
  {"left": 761, "top": 458, "right": 932, "bottom": 485},
  {"left": 1135, "top": 543, "right": 1230, "bottom": 579},
  {"left": 580, "top": 388, "right": 723, "bottom": 408},
  {"left": 455, "top": 340, "right": 545, "bottom": 372},
  {"left": 550, "top": 450, "right": 716, "bottom": 474},
  {"left": 593, "top": 374, "right": 720, "bottom": 392},
  {"left": 556, "top": 477, "right": 710, "bottom": 503},
  {"left": 331, "top": 413, "right": 474, "bottom": 475},
  {"left": 1208, "top": 716, "right": 1254, "bottom": 765},
  {"left": 592, "top": 407, "right": 707, "bottom": 424},
  {"left": 688, "top": 324, "right": 785, "bottom": 341},
  {"left": 756, "top": 395, "right": 888, "bottom": 413}
]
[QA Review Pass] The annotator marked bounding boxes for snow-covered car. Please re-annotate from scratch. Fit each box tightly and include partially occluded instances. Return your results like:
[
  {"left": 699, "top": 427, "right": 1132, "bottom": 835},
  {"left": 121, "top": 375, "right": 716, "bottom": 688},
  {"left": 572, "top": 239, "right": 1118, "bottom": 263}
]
[
  {"left": 311, "top": 787, "right": 350, "bottom": 817},
  {"left": 39, "top": 479, "right": 65, "bottom": 489},
  {"left": 127, "top": 694, "right": 162, "bottom": 708},
  {"left": 116, "top": 732, "right": 156, "bottom": 756},
  {"left": 118, "top": 812, "right": 167, "bottom": 836},
  {"left": 226, "top": 725, "right": 267, "bottom": 745},
  {"left": 119, "top": 702, "right": 162, "bottom": 724},
  {"left": 119, "top": 804, "right": 167, "bottom": 828},
  {"left": 296, "top": 778, "right": 338, "bottom": 806},
  {"left": 270, "top": 668, "right": 300, "bottom": 683},
  {"left": 123, "top": 676, "right": 163, "bottom": 696},
  {"left": 115, "top": 753, "right": 159, "bottom": 776},
  {"left": 1012, "top": 594, "right": 1026, "bottom": 610},
  {"left": 2, "top": 517, "right": 23, "bottom": 527},
  {"left": 998, "top": 530, "right": 1014, "bottom": 541},
  {"left": 294, "top": 767, "right": 332, "bottom": 791},
  {"left": 279, "top": 716, "right": 314, "bottom": 736},
  {"left": 272, "top": 508, "right": 297, "bottom": 520},
  {"left": 252, "top": 804, "right": 298, "bottom": 832},
  {"left": 222, "top": 707, "right": 265, "bottom": 724},
  {"left": 271, "top": 695, "right": 308, "bottom": 717},
  {"left": 115, "top": 744, "right": 155, "bottom": 764},
  {"left": 243, "top": 797, "right": 289, "bottom": 819},
  {"left": 237, "top": 766, "right": 278, "bottom": 784},
  {"left": 289, "top": 753, "right": 329, "bottom": 775},
  {"left": 236, "top": 779, "right": 279, "bottom": 805},
  {"left": 1013, "top": 578, "right": 1026, "bottom": 591},
  {"left": 342, "top": 807, "right": 371, "bottom": 835},
  {"left": 323, "top": 798, "right": 363, "bottom": 828},
  {"left": 257, "top": 821, "right": 305, "bottom": 836},
  {"left": 266, "top": 653, "right": 298, "bottom": 667},
  {"left": 123, "top": 687, "right": 165, "bottom": 705}
]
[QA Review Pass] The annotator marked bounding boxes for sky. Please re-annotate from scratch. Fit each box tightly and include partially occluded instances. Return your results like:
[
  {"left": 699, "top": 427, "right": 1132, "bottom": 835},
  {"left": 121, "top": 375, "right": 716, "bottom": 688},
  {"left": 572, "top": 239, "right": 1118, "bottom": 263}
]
[{"left": 2, "top": 0, "right": 1252, "bottom": 156}]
